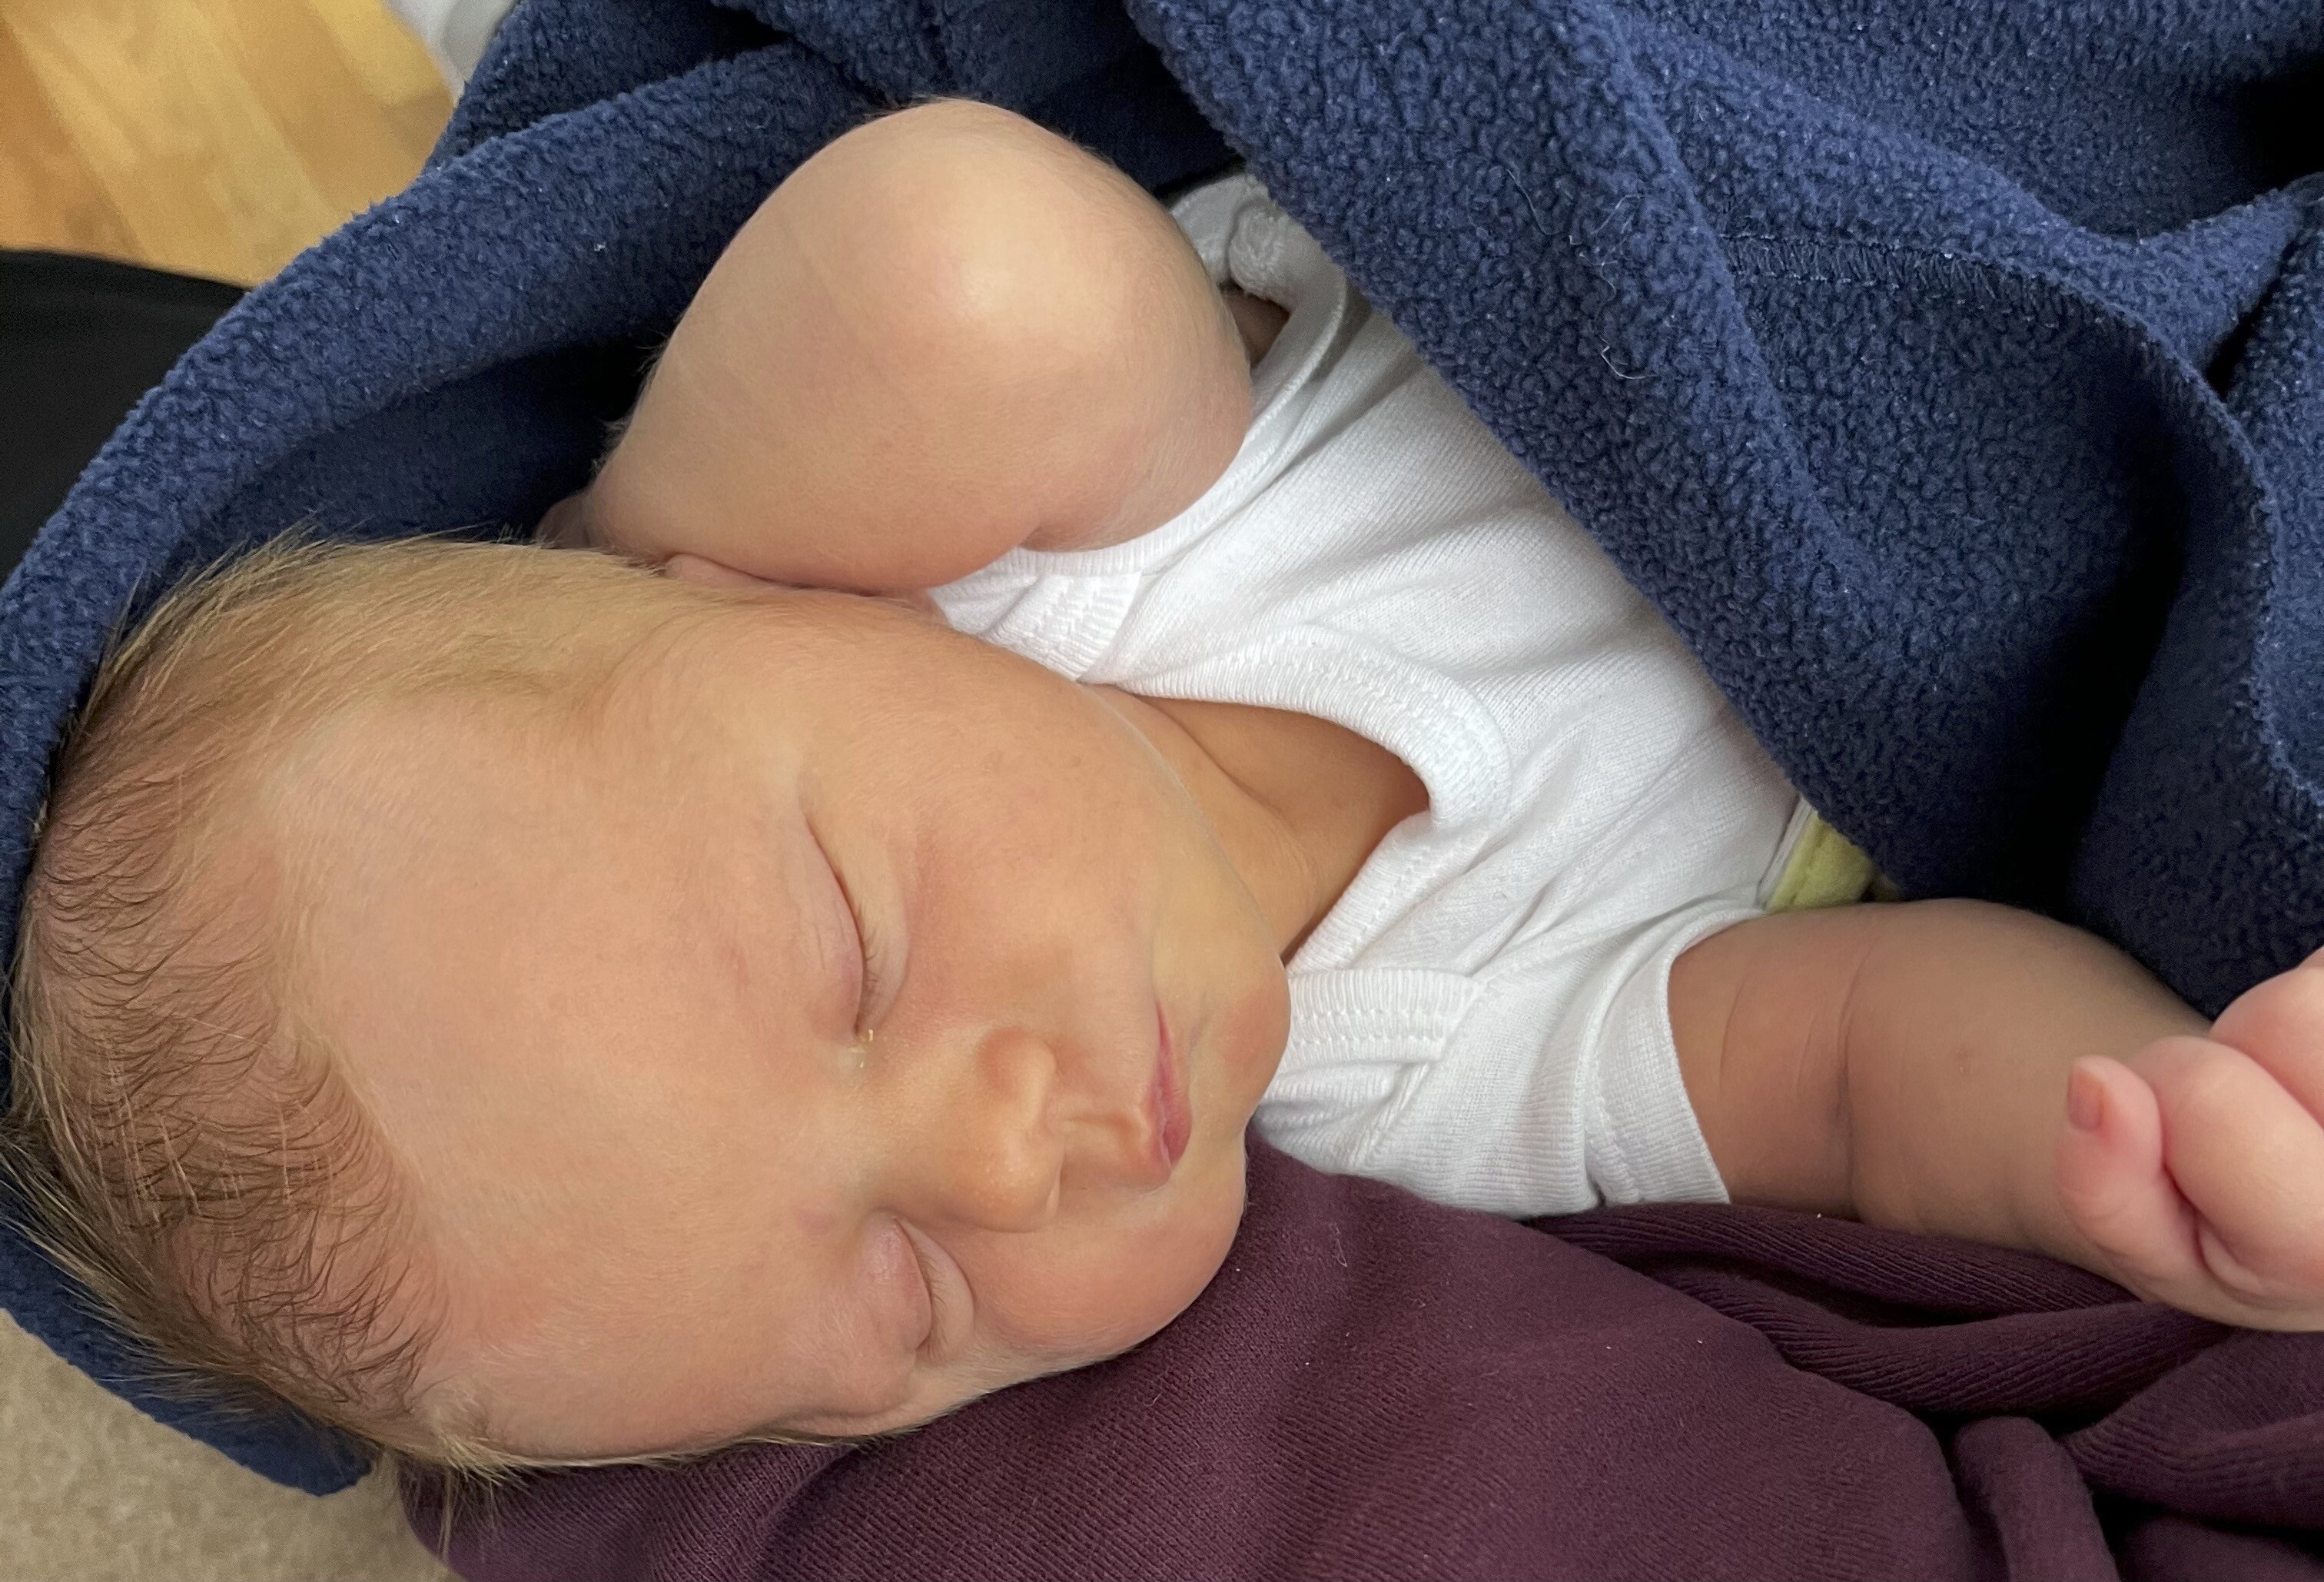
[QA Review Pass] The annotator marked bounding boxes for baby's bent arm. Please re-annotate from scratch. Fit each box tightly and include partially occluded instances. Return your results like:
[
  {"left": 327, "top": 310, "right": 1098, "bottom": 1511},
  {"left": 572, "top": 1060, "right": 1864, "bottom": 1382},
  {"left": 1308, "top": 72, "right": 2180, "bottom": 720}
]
[
  {"left": 1668, "top": 900, "right": 2206, "bottom": 1275},
  {"left": 586, "top": 100, "right": 1254, "bottom": 593}
]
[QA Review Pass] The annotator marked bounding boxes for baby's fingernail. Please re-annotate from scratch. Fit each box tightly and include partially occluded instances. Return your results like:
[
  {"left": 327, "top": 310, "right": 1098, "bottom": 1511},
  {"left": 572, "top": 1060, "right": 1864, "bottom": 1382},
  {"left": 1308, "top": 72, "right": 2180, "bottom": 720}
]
[{"left": 2067, "top": 1062, "right": 2103, "bottom": 1132}]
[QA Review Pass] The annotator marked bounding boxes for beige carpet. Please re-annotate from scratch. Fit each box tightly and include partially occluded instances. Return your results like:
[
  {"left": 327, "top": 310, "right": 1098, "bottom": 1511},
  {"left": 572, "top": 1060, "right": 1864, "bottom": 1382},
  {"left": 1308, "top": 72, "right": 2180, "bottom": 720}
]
[{"left": 0, "top": 1310, "right": 458, "bottom": 1582}]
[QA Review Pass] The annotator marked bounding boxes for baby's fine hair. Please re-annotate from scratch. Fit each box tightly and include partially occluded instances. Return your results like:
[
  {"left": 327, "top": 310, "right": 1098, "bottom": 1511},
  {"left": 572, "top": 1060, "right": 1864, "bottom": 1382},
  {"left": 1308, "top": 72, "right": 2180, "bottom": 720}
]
[{"left": 0, "top": 529, "right": 771, "bottom": 1485}]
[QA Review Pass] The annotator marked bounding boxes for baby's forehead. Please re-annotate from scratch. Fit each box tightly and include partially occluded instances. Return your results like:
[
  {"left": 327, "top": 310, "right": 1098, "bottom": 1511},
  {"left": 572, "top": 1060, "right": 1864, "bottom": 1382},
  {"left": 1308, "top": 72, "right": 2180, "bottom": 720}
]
[
  {"left": 261, "top": 579, "right": 965, "bottom": 853},
  {"left": 586, "top": 580, "right": 954, "bottom": 711},
  {"left": 260, "top": 601, "right": 745, "bottom": 822},
  {"left": 250, "top": 692, "right": 573, "bottom": 876}
]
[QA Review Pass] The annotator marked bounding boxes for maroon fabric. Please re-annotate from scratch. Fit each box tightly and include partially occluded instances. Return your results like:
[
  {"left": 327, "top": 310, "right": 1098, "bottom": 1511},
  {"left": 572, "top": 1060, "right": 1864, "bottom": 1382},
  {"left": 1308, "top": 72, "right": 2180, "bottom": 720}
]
[{"left": 407, "top": 1141, "right": 2324, "bottom": 1580}]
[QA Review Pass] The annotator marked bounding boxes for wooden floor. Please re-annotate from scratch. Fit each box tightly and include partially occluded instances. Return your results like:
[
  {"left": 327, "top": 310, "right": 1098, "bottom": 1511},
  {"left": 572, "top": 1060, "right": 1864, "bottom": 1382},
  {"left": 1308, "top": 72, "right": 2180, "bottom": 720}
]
[{"left": 0, "top": 0, "right": 451, "bottom": 285}]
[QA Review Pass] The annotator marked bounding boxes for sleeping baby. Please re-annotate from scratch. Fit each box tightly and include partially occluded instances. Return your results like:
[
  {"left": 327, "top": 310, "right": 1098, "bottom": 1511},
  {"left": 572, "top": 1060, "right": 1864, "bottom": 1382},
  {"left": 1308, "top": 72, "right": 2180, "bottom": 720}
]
[{"left": 8, "top": 98, "right": 2324, "bottom": 1476}]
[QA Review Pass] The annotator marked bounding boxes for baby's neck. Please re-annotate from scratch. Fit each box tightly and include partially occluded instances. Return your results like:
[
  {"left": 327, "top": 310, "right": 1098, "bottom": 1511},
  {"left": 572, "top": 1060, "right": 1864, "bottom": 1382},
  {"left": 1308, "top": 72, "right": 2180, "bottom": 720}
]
[{"left": 1092, "top": 686, "right": 1427, "bottom": 958}]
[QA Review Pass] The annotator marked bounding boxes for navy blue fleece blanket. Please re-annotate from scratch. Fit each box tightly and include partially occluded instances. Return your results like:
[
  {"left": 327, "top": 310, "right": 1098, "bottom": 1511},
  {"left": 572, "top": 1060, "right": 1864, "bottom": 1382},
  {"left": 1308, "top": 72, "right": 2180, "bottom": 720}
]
[{"left": 1, "top": 0, "right": 2319, "bottom": 1520}]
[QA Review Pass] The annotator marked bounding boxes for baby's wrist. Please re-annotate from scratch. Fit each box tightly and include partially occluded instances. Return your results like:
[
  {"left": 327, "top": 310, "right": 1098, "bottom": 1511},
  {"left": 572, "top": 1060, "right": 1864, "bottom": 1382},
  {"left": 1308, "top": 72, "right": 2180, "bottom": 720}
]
[{"left": 1826, "top": 900, "right": 2206, "bottom": 1275}]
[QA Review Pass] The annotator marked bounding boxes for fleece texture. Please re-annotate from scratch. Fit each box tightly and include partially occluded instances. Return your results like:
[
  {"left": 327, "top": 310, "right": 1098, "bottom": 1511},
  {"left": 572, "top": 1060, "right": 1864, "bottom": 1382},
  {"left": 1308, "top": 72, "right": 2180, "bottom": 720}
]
[{"left": 0, "top": 0, "right": 2316, "bottom": 1504}]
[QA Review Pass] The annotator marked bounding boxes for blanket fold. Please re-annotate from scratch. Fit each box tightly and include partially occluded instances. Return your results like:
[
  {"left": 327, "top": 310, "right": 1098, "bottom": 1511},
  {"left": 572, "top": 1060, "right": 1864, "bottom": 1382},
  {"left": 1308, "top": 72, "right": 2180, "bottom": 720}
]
[
  {"left": 1127, "top": 0, "right": 2324, "bottom": 1012},
  {"left": 0, "top": 0, "right": 2319, "bottom": 1570}
]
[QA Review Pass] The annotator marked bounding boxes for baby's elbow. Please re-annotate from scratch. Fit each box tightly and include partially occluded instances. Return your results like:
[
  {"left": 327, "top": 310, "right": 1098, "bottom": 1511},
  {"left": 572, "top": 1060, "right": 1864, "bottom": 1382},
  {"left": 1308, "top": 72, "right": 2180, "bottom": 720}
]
[
  {"left": 830, "top": 105, "right": 1233, "bottom": 369},
  {"left": 712, "top": 99, "right": 1247, "bottom": 554},
  {"left": 873, "top": 115, "right": 1250, "bottom": 544},
  {"left": 764, "top": 101, "right": 1121, "bottom": 368}
]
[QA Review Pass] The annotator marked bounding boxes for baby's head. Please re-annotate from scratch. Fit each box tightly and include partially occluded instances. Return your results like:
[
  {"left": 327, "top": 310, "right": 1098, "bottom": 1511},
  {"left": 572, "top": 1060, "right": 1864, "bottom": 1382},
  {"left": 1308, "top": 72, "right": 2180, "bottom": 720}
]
[{"left": 0, "top": 532, "right": 1287, "bottom": 1474}]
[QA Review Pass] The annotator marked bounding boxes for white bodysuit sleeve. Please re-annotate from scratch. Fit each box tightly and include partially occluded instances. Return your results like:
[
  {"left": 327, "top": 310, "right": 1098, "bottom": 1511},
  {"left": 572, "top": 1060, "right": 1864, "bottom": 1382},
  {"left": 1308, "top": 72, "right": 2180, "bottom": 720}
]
[{"left": 1313, "top": 900, "right": 1748, "bottom": 1220}]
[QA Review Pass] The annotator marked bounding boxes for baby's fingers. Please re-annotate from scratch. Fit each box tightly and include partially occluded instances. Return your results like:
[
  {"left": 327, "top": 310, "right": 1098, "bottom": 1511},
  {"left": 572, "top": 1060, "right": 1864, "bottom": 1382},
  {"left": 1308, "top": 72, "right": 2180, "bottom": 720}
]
[
  {"left": 2057, "top": 1052, "right": 2203, "bottom": 1293},
  {"left": 2140, "top": 1036, "right": 2324, "bottom": 1317},
  {"left": 2209, "top": 952, "right": 2324, "bottom": 1117}
]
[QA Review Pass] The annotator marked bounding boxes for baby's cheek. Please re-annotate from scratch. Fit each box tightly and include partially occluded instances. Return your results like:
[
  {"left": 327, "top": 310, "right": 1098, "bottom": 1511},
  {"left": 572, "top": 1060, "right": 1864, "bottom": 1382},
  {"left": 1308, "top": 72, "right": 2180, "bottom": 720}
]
[
  {"left": 1114, "top": 1165, "right": 1248, "bottom": 1347},
  {"left": 991, "top": 1175, "right": 1244, "bottom": 1365}
]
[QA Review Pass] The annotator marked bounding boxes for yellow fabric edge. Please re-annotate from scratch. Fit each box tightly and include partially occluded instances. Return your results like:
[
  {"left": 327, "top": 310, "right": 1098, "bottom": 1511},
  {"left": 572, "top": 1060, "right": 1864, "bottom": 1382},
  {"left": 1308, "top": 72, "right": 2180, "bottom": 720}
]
[{"left": 1765, "top": 809, "right": 1889, "bottom": 912}]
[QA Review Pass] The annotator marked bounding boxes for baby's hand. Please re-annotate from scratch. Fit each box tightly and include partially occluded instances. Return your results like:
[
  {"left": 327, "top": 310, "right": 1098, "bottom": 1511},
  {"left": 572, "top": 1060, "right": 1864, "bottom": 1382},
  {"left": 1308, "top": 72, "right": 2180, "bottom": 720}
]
[{"left": 2057, "top": 949, "right": 2324, "bottom": 1328}]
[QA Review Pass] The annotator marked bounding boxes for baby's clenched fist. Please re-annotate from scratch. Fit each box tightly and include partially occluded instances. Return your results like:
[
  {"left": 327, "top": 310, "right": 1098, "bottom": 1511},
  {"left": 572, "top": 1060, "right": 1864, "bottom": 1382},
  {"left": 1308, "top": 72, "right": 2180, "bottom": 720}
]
[{"left": 2057, "top": 948, "right": 2324, "bottom": 1328}]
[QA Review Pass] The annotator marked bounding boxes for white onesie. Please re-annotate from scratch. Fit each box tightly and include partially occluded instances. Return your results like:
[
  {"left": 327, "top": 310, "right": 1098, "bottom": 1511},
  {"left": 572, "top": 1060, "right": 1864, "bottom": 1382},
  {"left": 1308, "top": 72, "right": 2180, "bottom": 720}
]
[{"left": 929, "top": 173, "right": 1811, "bottom": 1218}]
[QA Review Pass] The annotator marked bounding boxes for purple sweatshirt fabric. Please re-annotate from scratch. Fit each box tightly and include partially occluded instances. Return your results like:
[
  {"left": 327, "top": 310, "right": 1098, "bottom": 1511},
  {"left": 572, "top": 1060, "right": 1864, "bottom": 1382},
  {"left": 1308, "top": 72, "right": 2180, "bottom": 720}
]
[{"left": 409, "top": 1140, "right": 2324, "bottom": 1580}]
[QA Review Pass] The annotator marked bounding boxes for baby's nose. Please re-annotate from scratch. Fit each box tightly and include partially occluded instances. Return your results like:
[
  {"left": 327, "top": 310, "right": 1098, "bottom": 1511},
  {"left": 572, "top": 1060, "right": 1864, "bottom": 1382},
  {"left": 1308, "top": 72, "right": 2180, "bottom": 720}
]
[{"left": 915, "top": 1026, "right": 1064, "bottom": 1234}]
